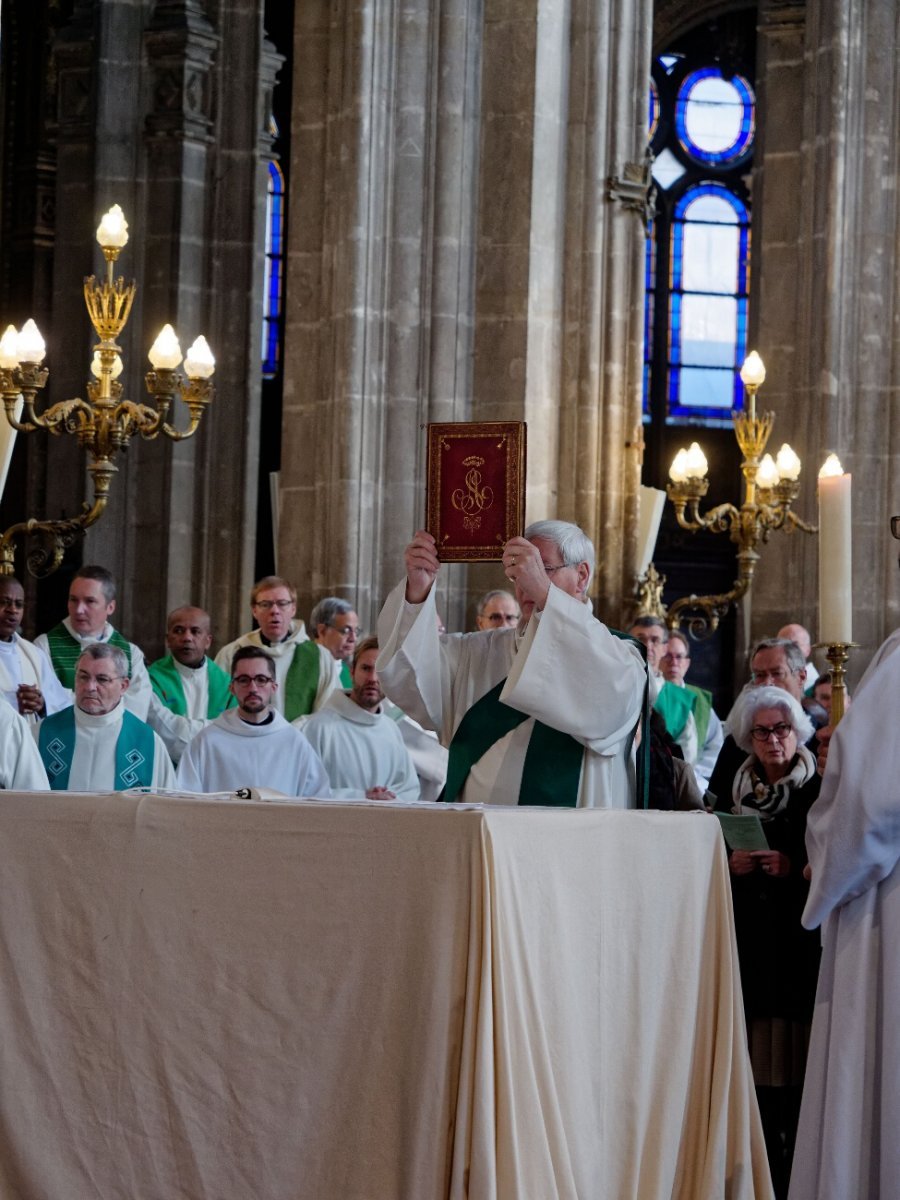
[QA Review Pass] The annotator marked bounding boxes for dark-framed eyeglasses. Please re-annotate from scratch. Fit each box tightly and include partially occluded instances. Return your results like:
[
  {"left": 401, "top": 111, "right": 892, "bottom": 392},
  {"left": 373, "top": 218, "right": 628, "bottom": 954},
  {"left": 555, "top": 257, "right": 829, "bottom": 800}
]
[
  {"left": 750, "top": 722, "right": 793, "bottom": 742},
  {"left": 232, "top": 673, "right": 275, "bottom": 687},
  {"left": 331, "top": 624, "right": 360, "bottom": 638}
]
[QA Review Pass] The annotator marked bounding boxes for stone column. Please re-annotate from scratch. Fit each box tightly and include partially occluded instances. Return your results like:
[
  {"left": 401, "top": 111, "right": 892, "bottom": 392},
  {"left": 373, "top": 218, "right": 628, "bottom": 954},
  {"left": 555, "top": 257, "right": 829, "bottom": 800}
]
[
  {"left": 282, "top": 0, "right": 653, "bottom": 632},
  {"left": 751, "top": 0, "right": 900, "bottom": 674}
]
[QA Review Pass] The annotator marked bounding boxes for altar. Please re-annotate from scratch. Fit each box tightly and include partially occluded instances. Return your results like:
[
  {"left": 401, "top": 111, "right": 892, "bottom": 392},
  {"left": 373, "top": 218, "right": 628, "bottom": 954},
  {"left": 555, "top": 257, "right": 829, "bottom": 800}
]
[{"left": 0, "top": 792, "right": 772, "bottom": 1198}]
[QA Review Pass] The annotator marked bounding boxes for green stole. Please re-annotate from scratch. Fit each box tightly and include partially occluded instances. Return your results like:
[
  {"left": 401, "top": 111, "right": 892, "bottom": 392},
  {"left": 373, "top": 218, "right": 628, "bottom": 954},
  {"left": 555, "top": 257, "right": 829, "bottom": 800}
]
[
  {"left": 39, "top": 706, "right": 156, "bottom": 791},
  {"left": 654, "top": 680, "right": 696, "bottom": 742},
  {"left": 441, "top": 630, "right": 650, "bottom": 808},
  {"left": 148, "top": 654, "right": 236, "bottom": 717},
  {"left": 45, "top": 623, "right": 133, "bottom": 688},
  {"left": 685, "top": 684, "right": 713, "bottom": 748},
  {"left": 281, "top": 639, "right": 322, "bottom": 721},
  {"left": 340, "top": 660, "right": 352, "bottom": 689}
]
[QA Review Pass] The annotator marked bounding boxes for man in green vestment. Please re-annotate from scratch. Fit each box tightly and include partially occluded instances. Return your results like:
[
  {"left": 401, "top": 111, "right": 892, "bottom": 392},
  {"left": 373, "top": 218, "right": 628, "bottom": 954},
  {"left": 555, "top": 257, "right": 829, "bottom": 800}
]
[
  {"left": 147, "top": 606, "right": 236, "bottom": 765},
  {"left": 215, "top": 576, "right": 338, "bottom": 722},
  {"left": 310, "top": 596, "right": 361, "bottom": 690},
  {"left": 659, "top": 630, "right": 723, "bottom": 792}
]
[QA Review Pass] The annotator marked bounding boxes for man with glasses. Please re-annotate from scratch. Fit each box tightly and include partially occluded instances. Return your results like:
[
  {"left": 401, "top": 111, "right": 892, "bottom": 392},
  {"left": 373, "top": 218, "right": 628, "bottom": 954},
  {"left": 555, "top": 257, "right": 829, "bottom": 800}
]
[
  {"left": 474, "top": 590, "right": 521, "bottom": 632},
  {"left": 310, "top": 596, "right": 360, "bottom": 688},
  {"left": 377, "top": 519, "right": 645, "bottom": 808},
  {"left": 659, "top": 629, "right": 723, "bottom": 792},
  {"left": 215, "top": 576, "right": 338, "bottom": 722},
  {"left": 35, "top": 563, "right": 153, "bottom": 720},
  {"left": 177, "top": 647, "right": 330, "bottom": 796},
  {"left": 0, "top": 576, "right": 69, "bottom": 721},
  {"left": 36, "top": 644, "right": 174, "bottom": 791}
]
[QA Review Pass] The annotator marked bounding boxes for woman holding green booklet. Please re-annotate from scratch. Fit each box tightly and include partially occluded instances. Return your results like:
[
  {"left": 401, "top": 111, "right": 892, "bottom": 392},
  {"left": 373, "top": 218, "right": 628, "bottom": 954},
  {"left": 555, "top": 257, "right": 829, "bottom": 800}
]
[{"left": 716, "top": 685, "right": 822, "bottom": 1199}]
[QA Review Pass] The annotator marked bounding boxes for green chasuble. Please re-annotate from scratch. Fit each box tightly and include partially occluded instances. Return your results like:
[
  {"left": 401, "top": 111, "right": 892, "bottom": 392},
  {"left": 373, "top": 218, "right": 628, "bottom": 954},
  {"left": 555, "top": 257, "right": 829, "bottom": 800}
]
[
  {"left": 441, "top": 630, "right": 649, "bottom": 808},
  {"left": 685, "top": 684, "right": 713, "bottom": 748},
  {"left": 148, "top": 655, "right": 236, "bottom": 717},
  {"left": 39, "top": 706, "right": 156, "bottom": 791},
  {"left": 654, "top": 680, "right": 696, "bottom": 742},
  {"left": 45, "top": 623, "right": 133, "bottom": 688},
  {"left": 282, "top": 639, "right": 323, "bottom": 721}
]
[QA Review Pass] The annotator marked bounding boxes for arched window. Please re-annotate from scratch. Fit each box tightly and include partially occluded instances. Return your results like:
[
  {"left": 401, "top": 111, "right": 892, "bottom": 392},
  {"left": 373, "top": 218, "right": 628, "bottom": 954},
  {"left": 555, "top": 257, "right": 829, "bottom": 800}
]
[
  {"left": 644, "top": 56, "right": 755, "bottom": 426},
  {"left": 262, "top": 159, "right": 285, "bottom": 378}
]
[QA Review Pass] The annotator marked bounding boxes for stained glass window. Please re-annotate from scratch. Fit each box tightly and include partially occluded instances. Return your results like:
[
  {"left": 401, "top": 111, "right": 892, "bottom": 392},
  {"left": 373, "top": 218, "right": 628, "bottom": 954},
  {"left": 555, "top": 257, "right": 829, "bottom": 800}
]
[
  {"left": 262, "top": 159, "right": 284, "bottom": 378},
  {"left": 644, "top": 56, "right": 754, "bottom": 426}
]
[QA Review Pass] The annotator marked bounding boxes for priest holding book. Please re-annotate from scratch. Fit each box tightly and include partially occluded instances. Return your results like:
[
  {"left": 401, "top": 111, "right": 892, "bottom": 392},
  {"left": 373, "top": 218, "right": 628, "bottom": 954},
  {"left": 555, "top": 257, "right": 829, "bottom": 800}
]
[{"left": 377, "top": 520, "right": 646, "bottom": 808}]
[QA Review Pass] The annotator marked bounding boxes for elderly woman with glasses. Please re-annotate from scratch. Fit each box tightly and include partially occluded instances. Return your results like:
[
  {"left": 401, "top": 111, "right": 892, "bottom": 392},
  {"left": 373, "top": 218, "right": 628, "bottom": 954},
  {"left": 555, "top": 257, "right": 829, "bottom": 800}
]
[{"left": 717, "top": 685, "right": 822, "bottom": 1197}]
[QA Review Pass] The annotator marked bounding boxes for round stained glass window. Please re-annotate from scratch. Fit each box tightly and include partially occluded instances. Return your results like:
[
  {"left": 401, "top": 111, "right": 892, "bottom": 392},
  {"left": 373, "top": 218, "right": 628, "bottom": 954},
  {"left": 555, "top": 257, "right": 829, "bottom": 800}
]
[{"left": 675, "top": 68, "right": 755, "bottom": 165}]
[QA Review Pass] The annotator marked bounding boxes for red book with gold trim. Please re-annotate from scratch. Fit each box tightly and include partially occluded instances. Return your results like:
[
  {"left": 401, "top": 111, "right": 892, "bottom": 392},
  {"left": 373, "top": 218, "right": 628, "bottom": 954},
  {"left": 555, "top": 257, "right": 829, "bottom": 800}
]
[{"left": 425, "top": 422, "right": 526, "bottom": 561}]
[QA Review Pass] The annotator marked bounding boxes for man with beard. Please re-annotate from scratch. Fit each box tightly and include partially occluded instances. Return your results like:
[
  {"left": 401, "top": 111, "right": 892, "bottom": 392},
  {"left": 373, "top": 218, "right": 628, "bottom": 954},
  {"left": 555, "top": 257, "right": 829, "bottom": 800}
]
[
  {"left": 176, "top": 646, "right": 330, "bottom": 796},
  {"left": 147, "top": 606, "right": 236, "bottom": 764},
  {"left": 302, "top": 637, "right": 419, "bottom": 801},
  {"left": 215, "top": 576, "right": 338, "bottom": 721},
  {"left": 0, "top": 576, "right": 69, "bottom": 721}
]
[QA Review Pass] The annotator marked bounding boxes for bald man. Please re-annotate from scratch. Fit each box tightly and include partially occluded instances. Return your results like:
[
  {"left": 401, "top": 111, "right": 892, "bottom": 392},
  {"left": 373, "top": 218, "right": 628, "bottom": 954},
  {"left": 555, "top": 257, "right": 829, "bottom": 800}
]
[
  {"left": 777, "top": 623, "right": 819, "bottom": 690},
  {"left": 147, "top": 606, "right": 236, "bottom": 764}
]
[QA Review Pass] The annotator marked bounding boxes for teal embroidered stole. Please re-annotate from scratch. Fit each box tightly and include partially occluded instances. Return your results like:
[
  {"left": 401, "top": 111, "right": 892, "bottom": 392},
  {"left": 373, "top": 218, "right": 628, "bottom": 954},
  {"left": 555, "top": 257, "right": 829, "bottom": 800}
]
[
  {"left": 148, "top": 654, "right": 236, "bottom": 717},
  {"left": 441, "top": 629, "right": 649, "bottom": 808},
  {"left": 39, "top": 706, "right": 156, "bottom": 791},
  {"left": 45, "top": 623, "right": 133, "bottom": 688}
]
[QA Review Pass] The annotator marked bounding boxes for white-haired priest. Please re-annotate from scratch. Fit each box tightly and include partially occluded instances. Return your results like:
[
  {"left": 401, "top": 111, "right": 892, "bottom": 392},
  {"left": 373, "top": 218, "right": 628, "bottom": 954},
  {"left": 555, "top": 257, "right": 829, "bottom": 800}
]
[
  {"left": 36, "top": 644, "right": 175, "bottom": 791},
  {"left": 377, "top": 520, "right": 646, "bottom": 807}
]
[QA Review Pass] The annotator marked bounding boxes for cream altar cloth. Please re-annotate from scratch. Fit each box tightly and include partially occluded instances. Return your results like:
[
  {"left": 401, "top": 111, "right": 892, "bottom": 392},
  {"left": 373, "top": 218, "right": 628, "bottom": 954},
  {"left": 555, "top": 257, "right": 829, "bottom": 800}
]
[{"left": 0, "top": 794, "right": 771, "bottom": 1199}]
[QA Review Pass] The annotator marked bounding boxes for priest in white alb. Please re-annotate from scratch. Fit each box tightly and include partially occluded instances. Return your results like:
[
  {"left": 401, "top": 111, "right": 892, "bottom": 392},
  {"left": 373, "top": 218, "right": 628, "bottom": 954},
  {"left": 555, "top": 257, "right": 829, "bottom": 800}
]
[
  {"left": 0, "top": 576, "right": 70, "bottom": 721},
  {"left": 788, "top": 621, "right": 900, "bottom": 1200},
  {"left": 301, "top": 636, "right": 419, "bottom": 801},
  {"left": 36, "top": 644, "right": 174, "bottom": 791},
  {"left": 177, "top": 647, "right": 331, "bottom": 796},
  {"left": 377, "top": 520, "right": 646, "bottom": 808}
]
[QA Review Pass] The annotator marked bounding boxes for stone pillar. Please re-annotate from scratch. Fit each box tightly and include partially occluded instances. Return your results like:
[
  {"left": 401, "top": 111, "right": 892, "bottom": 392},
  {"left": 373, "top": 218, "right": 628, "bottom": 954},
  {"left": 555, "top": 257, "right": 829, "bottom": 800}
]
[
  {"left": 751, "top": 0, "right": 900, "bottom": 675},
  {"left": 282, "top": 0, "right": 653, "bottom": 632}
]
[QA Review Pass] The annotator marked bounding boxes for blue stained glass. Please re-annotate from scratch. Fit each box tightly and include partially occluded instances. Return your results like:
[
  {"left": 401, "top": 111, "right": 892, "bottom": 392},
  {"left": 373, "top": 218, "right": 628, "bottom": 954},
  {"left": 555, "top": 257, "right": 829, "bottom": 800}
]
[
  {"left": 262, "top": 160, "right": 285, "bottom": 378},
  {"left": 675, "top": 68, "right": 755, "bottom": 165},
  {"left": 649, "top": 80, "right": 659, "bottom": 139}
]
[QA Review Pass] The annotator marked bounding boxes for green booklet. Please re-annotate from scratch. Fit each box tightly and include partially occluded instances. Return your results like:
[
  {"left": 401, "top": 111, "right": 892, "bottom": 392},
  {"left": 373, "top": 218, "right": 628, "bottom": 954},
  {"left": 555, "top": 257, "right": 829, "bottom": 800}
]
[{"left": 715, "top": 811, "right": 770, "bottom": 852}]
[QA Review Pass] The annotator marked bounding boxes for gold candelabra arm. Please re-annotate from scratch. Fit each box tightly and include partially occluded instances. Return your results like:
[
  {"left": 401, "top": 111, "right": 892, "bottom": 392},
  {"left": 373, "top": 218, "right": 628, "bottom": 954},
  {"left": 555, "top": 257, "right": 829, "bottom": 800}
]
[
  {"left": 667, "top": 479, "right": 741, "bottom": 535},
  {"left": 1, "top": 363, "right": 51, "bottom": 430},
  {"left": 144, "top": 372, "right": 215, "bottom": 441},
  {"left": 0, "top": 457, "right": 117, "bottom": 578}
]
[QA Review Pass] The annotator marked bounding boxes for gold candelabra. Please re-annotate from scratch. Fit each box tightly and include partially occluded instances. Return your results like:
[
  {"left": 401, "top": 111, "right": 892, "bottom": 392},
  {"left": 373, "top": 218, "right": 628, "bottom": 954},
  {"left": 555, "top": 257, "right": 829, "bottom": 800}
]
[
  {"left": 0, "top": 205, "right": 215, "bottom": 577},
  {"left": 662, "top": 352, "right": 816, "bottom": 636}
]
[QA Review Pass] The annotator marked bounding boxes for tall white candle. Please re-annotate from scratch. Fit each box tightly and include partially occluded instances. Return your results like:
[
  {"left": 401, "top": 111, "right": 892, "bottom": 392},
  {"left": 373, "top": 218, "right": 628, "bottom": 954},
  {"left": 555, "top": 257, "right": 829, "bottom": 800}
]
[
  {"left": 637, "top": 485, "right": 666, "bottom": 577},
  {"left": 818, "top": 455, "right": 852, "bottom": 643}
]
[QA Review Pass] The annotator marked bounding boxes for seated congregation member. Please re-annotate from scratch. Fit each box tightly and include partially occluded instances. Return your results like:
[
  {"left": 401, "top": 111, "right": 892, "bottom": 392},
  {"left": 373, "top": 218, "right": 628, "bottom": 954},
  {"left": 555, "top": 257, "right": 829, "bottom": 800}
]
[
  {"left": 37, "top": 645, "right": 174, "bottom": 791},
  {"left": 474, "top": 589, "right": 520, "bottom": 631},
  {"left": 628, "top": 615, "right": 668, "bottom": 701},
  {"left": 147, "top": 606, "right": 236, "bottom": 764},
  {"left": 716, "top": 686, "right": 821, "bottom": 1198},
  {"left": 377, "top": 520, "right": 645, "bottom": 808},
  {"left": 659, "top": 629, "right": 724, "bottom": 792},
  {"left": 215, "top": 576, "right": 337, "bottom": 721},
  {"left": 0, "top": 576, "right": 69, "bottom": 720},
  {"left": 35, "top": 564, "right": 153, "bottom": 720},
  {"left": 310, "top": 596, "right": 360, "bottom": 688},
  {"left": 177, "top": 647, "right": 330, "bottom": 796},
  {"left": 302, "top": 637, "right": 419, "bottom": 801},
  {"left": 0, "top": 701, "right": 50, "bottom": 789}
]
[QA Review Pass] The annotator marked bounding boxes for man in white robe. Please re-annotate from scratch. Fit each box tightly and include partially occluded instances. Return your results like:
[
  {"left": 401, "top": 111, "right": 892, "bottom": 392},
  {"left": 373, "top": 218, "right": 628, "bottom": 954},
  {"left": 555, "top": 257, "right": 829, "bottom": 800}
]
[
  {"left": 147, "top": 605, "right": 236, "bottom": 764},
  {"left": 177, "top": 647, "right": 331, "bottom": 796},
  {"left": 36, "top": 644, "right": 174, "bottom": 791},
  {"left": 215, "top": 576, "right": 338, "bottom": 721},
  {"left": 788, "top": 626, "right": 900, "bottom": 1200},
  {"left": 0, "top": 701, "right": 50, "bottom": 789},
  {"left": 377, "top": 520, "right": 646, "bottom": 808},
  {"left": 302, "top": 637, "right": 419, "bottom": 801},
  {"left": 34, "top": 564, "right": 153, "bottom": 720},
  {"left": 0, "top": 576, "right": 69, "bottom": 720}
]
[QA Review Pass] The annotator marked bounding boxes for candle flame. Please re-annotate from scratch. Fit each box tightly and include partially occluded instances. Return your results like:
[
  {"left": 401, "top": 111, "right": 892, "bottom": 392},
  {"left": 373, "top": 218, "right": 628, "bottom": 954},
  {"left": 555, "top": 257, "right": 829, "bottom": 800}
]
[{"left": 819, "top": 454, "right": 844, "bottom": 478}]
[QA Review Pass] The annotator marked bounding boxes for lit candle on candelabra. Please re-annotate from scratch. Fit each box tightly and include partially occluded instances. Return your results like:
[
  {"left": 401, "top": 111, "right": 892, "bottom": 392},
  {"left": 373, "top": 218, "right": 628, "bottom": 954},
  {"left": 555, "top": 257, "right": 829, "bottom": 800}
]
[{"left": 818, "top": 454, "right": 852, "bottom": 643}]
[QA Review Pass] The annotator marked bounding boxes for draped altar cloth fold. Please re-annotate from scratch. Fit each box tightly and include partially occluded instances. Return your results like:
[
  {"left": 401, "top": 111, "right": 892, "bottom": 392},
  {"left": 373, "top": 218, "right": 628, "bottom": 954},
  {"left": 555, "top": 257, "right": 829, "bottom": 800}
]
[{"left": 0, "top": 795, "right": 771, "bottom": 1199}]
